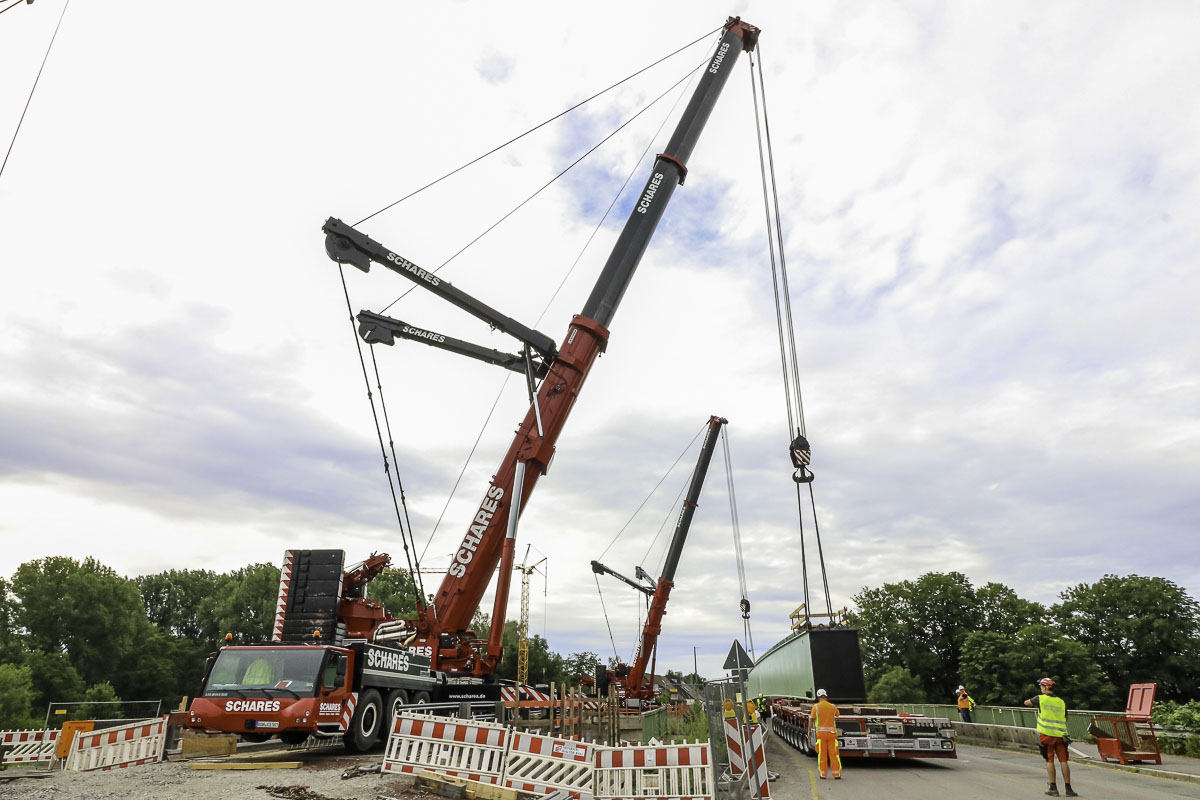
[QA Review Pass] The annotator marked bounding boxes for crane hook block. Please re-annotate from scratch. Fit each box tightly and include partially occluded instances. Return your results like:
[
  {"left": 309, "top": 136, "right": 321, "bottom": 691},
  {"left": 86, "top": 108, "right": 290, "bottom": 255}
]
[{"left": 790, "top": 433, "right": 815, "bottom": 483}]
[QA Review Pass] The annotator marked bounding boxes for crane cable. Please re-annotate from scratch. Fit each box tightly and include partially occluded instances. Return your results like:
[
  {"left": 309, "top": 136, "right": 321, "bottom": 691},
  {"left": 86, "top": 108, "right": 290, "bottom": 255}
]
[
  {"left": 337, "top": 264, "right": 426, "bottom": 608},
  {"left": 1, "top": 0, "right": 69, "bottom": 181},
  {"left": 418, "top": 54, "right": 707, "bottom": 562},
  {"left": 748, "top": 46, "right": 834, "bottom": 619},
  {"left": 721, "top": 425, "right": 755, "bottom": 659}
]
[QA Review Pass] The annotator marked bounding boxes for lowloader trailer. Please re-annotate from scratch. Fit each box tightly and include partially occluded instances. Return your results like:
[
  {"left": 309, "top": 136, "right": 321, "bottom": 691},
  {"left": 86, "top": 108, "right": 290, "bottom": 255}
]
[{"left": 749, "top": 627, "right": 957, "bottom": 760}]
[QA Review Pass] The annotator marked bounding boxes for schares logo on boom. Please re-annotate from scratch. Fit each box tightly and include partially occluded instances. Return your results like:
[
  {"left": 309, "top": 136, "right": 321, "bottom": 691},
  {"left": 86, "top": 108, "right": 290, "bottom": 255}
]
[
  {"left": 386, "top": 252, "right": 440, "bottom": 287},
  {"left": 708, "top": 42, "right": 730, "bottom": 74},
  {"left": 225, "top": 699, "right": 281, "bottom": 713},
  {"left": 635, "top": 173, "right": 665, "bottom": 215},
  {"left": 447, "top": 485, "right": 505, "bottom": 577}
]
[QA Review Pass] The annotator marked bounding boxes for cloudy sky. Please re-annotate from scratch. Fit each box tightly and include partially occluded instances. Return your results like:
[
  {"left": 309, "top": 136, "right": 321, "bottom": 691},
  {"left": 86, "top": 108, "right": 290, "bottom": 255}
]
[{"left": 2, "top": 1, "right": 1197, "bottom": 678}]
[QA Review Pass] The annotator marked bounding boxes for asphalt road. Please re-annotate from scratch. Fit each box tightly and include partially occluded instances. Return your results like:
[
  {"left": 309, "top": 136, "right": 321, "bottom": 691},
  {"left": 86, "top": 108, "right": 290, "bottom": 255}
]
[{"left": 764, "top": 736, "right": 1200, "bottom": 800}]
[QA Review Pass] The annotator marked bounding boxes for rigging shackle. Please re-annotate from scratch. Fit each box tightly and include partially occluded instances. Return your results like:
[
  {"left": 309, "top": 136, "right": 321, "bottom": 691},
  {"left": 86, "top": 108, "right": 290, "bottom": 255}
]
[{"left": 789, "top": 432, "right": 815, "bottom": 484}]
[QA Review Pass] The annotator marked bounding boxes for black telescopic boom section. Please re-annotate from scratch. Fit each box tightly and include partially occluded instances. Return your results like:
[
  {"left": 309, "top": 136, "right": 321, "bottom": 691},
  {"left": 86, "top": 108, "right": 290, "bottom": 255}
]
[
  {"left": 661, "top": 415, "right": 727, "bottom": 582},
  {"left": 581, "top": 18, "right": 759, "bottom": 329}
]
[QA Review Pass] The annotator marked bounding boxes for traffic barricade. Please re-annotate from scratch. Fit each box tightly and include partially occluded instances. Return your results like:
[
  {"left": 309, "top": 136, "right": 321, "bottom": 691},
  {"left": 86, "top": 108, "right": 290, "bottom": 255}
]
[
  {"left": 594, "top": 741, "right": 715, "bottom": 800},
  {"left": 722, "top": 718, "right": 745, "bottom": 778},
  {"left": 383, "top": 713, "right": 509, "bottom": 784},
  {"left": 502, "top": 730, "right": 600, "bottom": 799},
  {"left": 743, "top": 723, "right": 770, "bottom": 798},
  {"left": 0, "top": 728, "right": 58, "bottom": 765},
  {"left": 63, "top": 717, "right": 167, "bottom": 772}
]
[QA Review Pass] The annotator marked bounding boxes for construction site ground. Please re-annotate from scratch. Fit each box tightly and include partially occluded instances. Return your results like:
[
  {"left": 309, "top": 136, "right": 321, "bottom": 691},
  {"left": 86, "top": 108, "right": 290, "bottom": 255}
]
[
  {"left": 763, "top": 737, "right": 1200, "bottom": 800},
  {"left": 5, "top": 738, "right": 1200, "bottom": 799}
]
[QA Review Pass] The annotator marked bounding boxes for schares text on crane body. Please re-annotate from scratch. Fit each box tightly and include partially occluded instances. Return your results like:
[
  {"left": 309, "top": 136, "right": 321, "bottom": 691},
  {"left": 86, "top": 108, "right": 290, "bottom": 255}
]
[
  {"left": 636, "top": 172, "right": 665, "bottom": 214},
  {"left": 447, "top": 484, "right": 505, "bottom": 577},
  {"left": 386, "top": 252, "right": 441, "bottom": 287}
]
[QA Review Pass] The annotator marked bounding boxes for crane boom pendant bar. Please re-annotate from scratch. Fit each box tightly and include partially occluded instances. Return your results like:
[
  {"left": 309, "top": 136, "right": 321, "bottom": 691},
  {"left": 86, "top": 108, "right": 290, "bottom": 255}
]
[
  {"left": 356, "top": 310, "right": 539, "bottom": 375},
  {"left": 324, "top": 218, "right": 558, "bottom": 363}
]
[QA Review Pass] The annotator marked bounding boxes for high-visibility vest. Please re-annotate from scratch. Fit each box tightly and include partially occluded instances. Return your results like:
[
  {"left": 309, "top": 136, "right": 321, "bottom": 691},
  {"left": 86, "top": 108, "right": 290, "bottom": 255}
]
[
  {"left": 1035, "top": 695, "right": 1068, "bottom": 737},
  {"left": 810, "top": 700, "right": 840, "bottom": 732}
]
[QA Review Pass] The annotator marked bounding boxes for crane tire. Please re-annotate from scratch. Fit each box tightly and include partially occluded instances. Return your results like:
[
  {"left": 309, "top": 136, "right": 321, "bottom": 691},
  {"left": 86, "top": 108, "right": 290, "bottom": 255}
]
[
  {"left": 385, "top": 689, "right": 410, "bottom": 735},
  {"left": 411, "top": 690, "right": 431, "bottom": 705},
  {"left": 349, "top": 689, "right": 384, "bottom": 752}
]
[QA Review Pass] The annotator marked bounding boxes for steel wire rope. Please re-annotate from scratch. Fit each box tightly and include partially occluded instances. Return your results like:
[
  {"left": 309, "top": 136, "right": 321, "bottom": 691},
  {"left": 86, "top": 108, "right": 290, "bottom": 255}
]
[
  {"left": 748, "top": 47, "right": 835, "bottom": 618},
  {"left": 594, "top": 573, "right": 621, "bottom": 662},
  {"left": 598, "top": 423, "right": 705, "bottom": 561},
  {"left": 722, "top": 425, "right": 755, "bottom": 658},
  {"left": 1, "top": 0, "right": 69, "bottom": 181},
  {"left": 757, "top": 47, "right": 832, "bottom": 616},
  {"left": 337, "top": 263, "right": 425, "bottom": 612},
  {"left": 367, "top": 343, "right": 426, "bottom": 602},
  {"left": 419, "top": 60, "right": 707, "bottom": 563},
  {"left": 353, "top": 26, "right": 720, "bottom": 228},
  {"left": 379, "top": 59, "right": 709, "bottom": 316}
]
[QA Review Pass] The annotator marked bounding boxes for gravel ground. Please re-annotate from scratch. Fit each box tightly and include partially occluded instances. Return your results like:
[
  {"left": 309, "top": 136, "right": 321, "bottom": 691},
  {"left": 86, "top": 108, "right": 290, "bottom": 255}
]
[{"left": 0, "top": 757, "right": 424, "bottom": 800}]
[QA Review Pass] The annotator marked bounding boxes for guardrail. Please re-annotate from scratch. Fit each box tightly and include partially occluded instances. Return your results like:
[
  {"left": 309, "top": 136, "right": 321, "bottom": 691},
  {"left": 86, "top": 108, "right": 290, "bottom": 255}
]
[{"left": 890, "top": 703, "right": 1119, "bottom": 741}]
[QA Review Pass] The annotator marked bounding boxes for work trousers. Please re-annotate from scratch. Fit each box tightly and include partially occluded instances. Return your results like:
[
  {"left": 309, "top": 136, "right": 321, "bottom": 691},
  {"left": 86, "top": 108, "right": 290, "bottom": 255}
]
[{"left": 816, "top": 731, "right": 841, "bottom": 778}]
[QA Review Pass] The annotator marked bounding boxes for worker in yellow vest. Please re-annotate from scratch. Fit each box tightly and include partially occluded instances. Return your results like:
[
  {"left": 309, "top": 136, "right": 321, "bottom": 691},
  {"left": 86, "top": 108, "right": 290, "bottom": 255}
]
[
  {"left": 1024, "top": 678, "right": 1076, "bottom": 797},
  {"left": 956, "top": 685, "right": 976, "bottom": 723},
  {"left": 810, "top": 689, "right": 841, "bottom": 779}
]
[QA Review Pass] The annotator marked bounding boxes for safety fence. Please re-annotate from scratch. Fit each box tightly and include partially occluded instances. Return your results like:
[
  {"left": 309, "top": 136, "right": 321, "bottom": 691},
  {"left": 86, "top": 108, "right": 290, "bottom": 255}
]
[
  {"left": 891, "top": 703, "right": 1118, "bottom": 741},
  {"left": 0, "top": 728, "right": 59, "bottom": 765},
  {"left": 383, "top": 712, "right": 716, "bottom": 800},
  {"left": 63, "top": 716, "right": 168, "bottom": 772}
]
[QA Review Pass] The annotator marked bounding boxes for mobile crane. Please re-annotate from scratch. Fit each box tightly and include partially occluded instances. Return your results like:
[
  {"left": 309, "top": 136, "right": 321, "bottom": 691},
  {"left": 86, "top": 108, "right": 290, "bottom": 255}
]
[
  {"left": 186, "top": 16, "right": 760, "bottom": 751},
  {"left": 591, "top": 415, "right": 727, "bottom": 705}
]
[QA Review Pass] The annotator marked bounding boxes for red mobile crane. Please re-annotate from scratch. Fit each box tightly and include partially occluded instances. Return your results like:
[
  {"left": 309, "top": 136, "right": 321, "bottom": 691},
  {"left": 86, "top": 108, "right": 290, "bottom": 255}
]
[
  {"left": 186, "top": 17, "right": 760, "bottom": 751},
  {"left": 591, "top": 415, "right": 727, "bottom": 705}
]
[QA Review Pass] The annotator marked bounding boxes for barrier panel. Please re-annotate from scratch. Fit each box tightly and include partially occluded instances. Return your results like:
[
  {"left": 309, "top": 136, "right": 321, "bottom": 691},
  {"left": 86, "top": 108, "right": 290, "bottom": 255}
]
[
  {"left": 594, "top": 742, "right": 715, "bottom": 800},
  {"left": 0, "top": 728, "right": 58, "bottom": 764},
  {"left": 722, "top": 718, "right": 745, "bottom": 778},
  {"left": 64, "top": 717, "right": 167, "bottom": 772},
  {"left": 383, "top": 714, "right": 510, "bottom": 784},
  {"left": 743, "top": 724, "right": 769, "bottom": 799},
  {"left": 503, "top": 730, "right": 599, "bottom": 799}
]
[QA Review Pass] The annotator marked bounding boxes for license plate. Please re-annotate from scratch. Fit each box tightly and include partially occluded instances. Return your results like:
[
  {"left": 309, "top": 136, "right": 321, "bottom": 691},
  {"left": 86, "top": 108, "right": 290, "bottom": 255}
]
[{"left": 254, "top": 721, "right": 280, "bottom": 729}]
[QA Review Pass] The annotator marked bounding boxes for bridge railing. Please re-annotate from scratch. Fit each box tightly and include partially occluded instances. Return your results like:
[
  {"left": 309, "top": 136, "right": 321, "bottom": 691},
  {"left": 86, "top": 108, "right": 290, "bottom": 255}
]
[{"left": 889, "top": 703, "right": 1118, "bottom": 741}]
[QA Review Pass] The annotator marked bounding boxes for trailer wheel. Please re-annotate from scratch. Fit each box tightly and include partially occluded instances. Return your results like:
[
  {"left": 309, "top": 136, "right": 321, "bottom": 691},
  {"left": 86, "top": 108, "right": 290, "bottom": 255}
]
[
  {"left": 385, "top": 689, "right": 409, "bottom": 734},
  {"left": 349, "top": 689, "right": 384, "bottom": 751}
]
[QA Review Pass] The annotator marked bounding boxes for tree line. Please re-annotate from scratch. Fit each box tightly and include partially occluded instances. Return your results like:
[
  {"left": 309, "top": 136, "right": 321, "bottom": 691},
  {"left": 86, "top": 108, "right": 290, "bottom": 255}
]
[
  {"left": 0, "top": 556, "right": 608, "bottom": 729},
  {"left": 849, "top": 572, "right": 1200, "bottom": 711}
]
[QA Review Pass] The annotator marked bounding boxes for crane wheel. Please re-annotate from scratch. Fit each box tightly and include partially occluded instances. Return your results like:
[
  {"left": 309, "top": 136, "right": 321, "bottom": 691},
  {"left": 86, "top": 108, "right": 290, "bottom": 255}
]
[
  {"left": 385, "top": 689, "right": 410, "bottom": 735},
  {"left": 411, "top": 690, "right": 431, "bottom": 706},
  {"left": 349, "top": 689, "right": 384, "bottom": 752}
]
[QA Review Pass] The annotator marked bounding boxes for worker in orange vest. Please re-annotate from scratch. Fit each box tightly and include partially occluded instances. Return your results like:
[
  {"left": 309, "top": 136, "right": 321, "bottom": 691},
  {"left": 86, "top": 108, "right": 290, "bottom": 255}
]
[{"left": 810, "top": 688, "right": 841, "bottom": 779}]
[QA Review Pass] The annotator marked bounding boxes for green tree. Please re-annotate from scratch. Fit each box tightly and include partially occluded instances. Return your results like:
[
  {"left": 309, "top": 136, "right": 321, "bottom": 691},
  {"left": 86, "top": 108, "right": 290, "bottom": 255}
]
[
  {"left": 207, "top": 563, "right": 281, "bottom": 643},
  {"left": 23, "top": 650, "right": 86, "bottom": 718},
  {"left": 368, "top": 571, "right": 423, "bottom": 620},
  {"left": 563, "top": 651, "right": 602, "bottom": 684},
  {"left": 11, "top": 557, "right": 147, "bottom": 687},
  {"left": 137, "top": 569, "right": 224, "bottom": 639},
  {"left": 1053, "top": 575, "right": 1200, "bottom": 701},
  {"left": 976, "top": 582, "right": 1046, "bottom": 636},
  {"left": 960, "top": 624, "right": 1119, "bottom": 709},
  {"left": 0, "top": 577, "right": 20, "bottom": 664},
  {"left": 78, "top": 681, "right": 122, "bottom": 721},
  {"left": 0, "top": 663, "right": 38, "bottom": 729},
  {"left": 867, "top": 666, "right": 927, "bottom": 704},
  {"left": 851, "top": 572, "right": 981, "bottom": 698}
]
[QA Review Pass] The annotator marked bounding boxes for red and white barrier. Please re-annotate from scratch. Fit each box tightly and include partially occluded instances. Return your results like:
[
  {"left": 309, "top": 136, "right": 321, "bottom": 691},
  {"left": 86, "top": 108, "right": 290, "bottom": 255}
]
[
  {"left": 0, "top": 729, "right": 58, "bottom": 764},
  {"left": 503, "top": 731, "right": 598, "bottom": 799},
  {"left": 271, "top": 549, "right": 295, "bottom": 642},
  {"left": 743, "top": 724, "right": 770, "bottom": 798},
  {"left": 64, "top": 717, "right": 167, "bottom": 772},
  {"left": 594, "top": 742, "right": 714, "bottom": 800},
  {"left": 383, "top": 713, "right": 510, "bottom": 784},
  {"left": 722, "top": 718, "right": 745, "bottom": 778}
]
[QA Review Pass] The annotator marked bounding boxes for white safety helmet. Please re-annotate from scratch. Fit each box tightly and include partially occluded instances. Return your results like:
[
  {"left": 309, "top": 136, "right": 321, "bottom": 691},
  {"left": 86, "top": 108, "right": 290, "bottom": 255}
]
[
  {"left": 957, "top": 685, "right": 965, "bottom": 692},
  {"left": 816, "top": 688, "right": 828, "bottom": 698}
]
